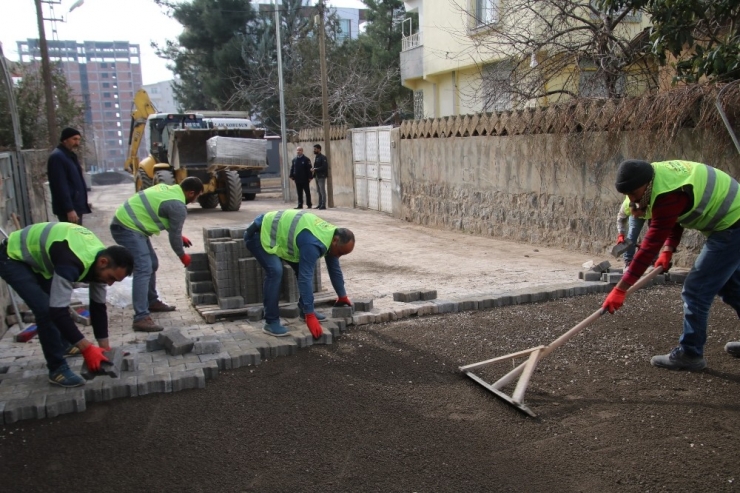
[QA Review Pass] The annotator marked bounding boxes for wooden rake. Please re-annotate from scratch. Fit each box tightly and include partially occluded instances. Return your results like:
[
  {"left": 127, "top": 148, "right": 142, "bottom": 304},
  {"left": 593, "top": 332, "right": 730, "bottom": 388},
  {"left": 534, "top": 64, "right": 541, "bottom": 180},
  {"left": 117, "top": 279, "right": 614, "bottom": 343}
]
[{"left": 460, "top": 267, "right": 664, "bottom": 417}]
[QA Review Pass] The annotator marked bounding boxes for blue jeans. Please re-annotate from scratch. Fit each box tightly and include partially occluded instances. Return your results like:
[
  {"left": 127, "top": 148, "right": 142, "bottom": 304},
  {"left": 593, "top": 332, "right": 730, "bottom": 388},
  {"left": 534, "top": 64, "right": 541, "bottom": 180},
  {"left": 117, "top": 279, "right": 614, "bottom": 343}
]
[
  {"left": 245, "top": 230, "right": 283, "bottom": 324},
  {"left": 623, "top": 216, "right": 646, "bottom": 264},
  {"left": 110, "top": 224, "right": 159, "bottom": 321},
  {"left": 0, "top": 245, "right": 66, "bottom": 371},
  {"left": 680, "top": 226, "right": 740, "bottom": 356}
]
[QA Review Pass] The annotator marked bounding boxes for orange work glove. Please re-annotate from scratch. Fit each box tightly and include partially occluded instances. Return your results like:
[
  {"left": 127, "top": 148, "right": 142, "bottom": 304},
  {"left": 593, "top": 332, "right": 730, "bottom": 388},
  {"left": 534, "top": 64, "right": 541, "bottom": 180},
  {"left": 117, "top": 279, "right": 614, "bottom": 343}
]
[
  {"left": 334, "top": 296, "right": 352, "bottom": 307},
  {"left": 305, "top": 313, "right": 323, "bottom": 339},
  {"left": 81, "top": 345, "right": 109, "bottom": 372},
  {"left": 179, "top": 253, "right": 191, "bottom": 267},
  {"left": 602, "top": 287, "right": 627, "bottom": 314},
  {"left": 654, "top": 250, "right": 672, "bottom": 272},
  {"left": 616, "top": 233, "right": 625, "bottom": 244},
  {"left": 182, "top": 235, "right": 192, "bottom": 248}
]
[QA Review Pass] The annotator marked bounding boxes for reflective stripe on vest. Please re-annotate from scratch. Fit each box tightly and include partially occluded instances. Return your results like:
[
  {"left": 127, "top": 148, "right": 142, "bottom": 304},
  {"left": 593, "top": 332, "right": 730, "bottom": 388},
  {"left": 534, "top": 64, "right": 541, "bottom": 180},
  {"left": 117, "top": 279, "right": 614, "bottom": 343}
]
[
  {"left": 268, "top": 211, "right": 307, "bottom": 257},
  {"left": 122, "top": 191, "right": 167, "bottom": 232},
  {"left": 19, "top": 222, "right": 54, "bottom": 274},
  {"left": 269, "top": 210, "right": 285, "bottom": 249},
  {"left": 261, "top": 210, "right": 336, "bottom": 263}
]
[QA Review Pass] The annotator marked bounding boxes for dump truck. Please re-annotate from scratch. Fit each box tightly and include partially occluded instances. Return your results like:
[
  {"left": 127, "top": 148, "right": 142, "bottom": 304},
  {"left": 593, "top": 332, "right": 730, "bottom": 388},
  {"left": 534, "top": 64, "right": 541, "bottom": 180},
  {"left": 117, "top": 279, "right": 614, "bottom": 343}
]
[{"left": 124, "top": 89, "right": 266, "bottom": 211}]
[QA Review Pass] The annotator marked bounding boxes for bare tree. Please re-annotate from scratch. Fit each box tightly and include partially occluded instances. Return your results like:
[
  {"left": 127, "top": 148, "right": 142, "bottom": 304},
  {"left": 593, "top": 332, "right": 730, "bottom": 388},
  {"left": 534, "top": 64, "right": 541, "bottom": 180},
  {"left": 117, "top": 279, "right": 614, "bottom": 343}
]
[{"left": 450, "top": 0, "right": 659, "bottom": 110}]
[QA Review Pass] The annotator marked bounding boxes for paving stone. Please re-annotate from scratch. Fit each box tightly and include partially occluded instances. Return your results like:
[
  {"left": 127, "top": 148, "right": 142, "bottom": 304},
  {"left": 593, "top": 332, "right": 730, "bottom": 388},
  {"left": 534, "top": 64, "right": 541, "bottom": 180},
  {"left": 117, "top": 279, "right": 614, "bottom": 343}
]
[
  {"left": 190, "top": 281, "right": 215, "bottom": 294},
  {"left": 81, "top": 347, "right": 125, "bottom": 380},
  {"left": 393, "top": 290, "right": 420, "bottom": 303},
  {"left": 581, "top": 271, "right": 602, "bottom": 281},
  {"left": 193, "top": 337, "right": 223, "bottom": 355},
  {"left": 433, "top": 300, "right": 459, "bottom": 313},
  {"left": 291, "top": 331, "right": 314, "bottom": 348},
  {"left": 109, "top": 375, "right": 139, "bottom": 398},
  {"left": 185, "top": 360, "right": 219, "bottom": 379},
  {"left": 229, "top": 348, "right": 261, "bottom": 368},
  {"left": 590, "top": 260, "right": 611, "bottom": 273},
  {"left": 171, "top": 369, "right": 206, "bottom": 392},
  {"left": 273, "top": 338, "right": 299, "bottom": 357},
  {"left": 188, "top": 271, "right": 212, "bottom": 282},
  {"left": 419, "top": 289, "right": 437, "bottom": 301},
  {"left": 652, "top": 273, "right": 666, "bottom": 285},
  {"left": 45, "top": 389, "right": 86, "bottom": 418},
  {"left": 457, "top": 299, "right": 479, "bottom": 311},
  {"left": 4, "top": 394, "right": 46, "bottom": 423},
  {"left": 218, "top": 296, "right": 244, "bottom": 310},
  {"left": 602, "top": 272, "right": 623, "bottom": 284},
  {"left": 667, "top": 271, "right": 688, "bottom": 284},
  {"left": 393, "top": 306, "right": 418, "bottom": 319},
  {"left": 146, "top": 334, "right": 165, "bottom": 352},
  {"left": 608, "top": 268, "right": 624, "bottom": 274},
  {"left": 191, "top": 293, "right": 218, "bottom": 305},
  {"left": 159, "top": 329, "right": 194, "bottom": 356},
  {"left": 353, "top": 299, "right": 373, "bottom": 312},
  {"left": 329, "top": 318, "right": 347, "bottom": 333},
  {"left": 247, "top": 306, "right": 264, "bottom": 321},
  {"left": 474, "top": 297, "right": 496, "bottom": 309},
  {"left": 122, "top": 353, "right": 138, "bottom": 372},
  {"left": 137, "top": 373, "right": 173, "bottom": 395},
  {"left": 322, "top": 320, "right": 341, "bottom": 337},
  {"left": 84, "top": 375, "right": 116, "bottom": 402},
  {"left": 352, "top": 313, "right": 374, "bottom": 325},
  {"left": 332, "top": 306, "right": 354, "bottom": 318},
  {"left": 279, "top": 304, "right": 301, "bottom": 318},
  {"left": 415, "top": 303, "right": 439, "bottom": 316}
]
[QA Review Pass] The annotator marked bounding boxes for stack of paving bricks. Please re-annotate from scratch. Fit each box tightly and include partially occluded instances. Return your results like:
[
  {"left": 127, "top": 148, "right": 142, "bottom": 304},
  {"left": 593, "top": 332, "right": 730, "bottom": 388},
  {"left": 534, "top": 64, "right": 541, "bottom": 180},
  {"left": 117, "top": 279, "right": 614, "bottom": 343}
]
[
  {"left": 578, "top": 260, "right": 689, "bottom": 285},
  {"left": 187, "top": 226, "right": 323, "bottom": 313}
]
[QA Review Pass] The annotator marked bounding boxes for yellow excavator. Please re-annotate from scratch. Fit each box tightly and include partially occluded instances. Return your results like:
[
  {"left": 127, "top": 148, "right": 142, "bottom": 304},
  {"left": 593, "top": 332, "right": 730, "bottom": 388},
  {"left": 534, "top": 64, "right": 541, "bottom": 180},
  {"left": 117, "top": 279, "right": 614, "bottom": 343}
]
[{"left": 124, "top": 89, "right": 266, "bottom": 211}]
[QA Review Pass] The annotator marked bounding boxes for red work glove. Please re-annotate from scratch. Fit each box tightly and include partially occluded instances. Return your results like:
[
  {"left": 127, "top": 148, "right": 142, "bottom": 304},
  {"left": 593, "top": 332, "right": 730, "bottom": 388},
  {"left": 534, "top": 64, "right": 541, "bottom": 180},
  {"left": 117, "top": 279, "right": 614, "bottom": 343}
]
[
  {"left": 654, "top": 250, "right": 672, "bottom": 272},
  {"left": 305, "top": 313, "right": 323, "bottom": 339},
  {"left": 81, "top": 345, "right": 109, "bottom": 372},
  {"left": 182, "top": 235, "right": 192, "bottom": 248},
  {"left": 617, "top": 233, "right": 625, "bottom": 244},
  {"left": 180, "top": 253, "right": 191, "bottom": 267},
  {"left": 602, "top": 287, "right": 627, "bottom": 314},
  {"left": 334, "top": 296, "right": 352, "bottom": 307}
]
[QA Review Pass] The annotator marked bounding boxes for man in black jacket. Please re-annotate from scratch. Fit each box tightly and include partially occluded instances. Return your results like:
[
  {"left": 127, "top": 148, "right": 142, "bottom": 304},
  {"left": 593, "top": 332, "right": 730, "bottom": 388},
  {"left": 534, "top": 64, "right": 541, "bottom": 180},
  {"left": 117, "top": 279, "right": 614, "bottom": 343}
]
[
  {"left": 47, "top": 127, "right": 92, "bottom": 225},
  {"left": 312, "top": 144, "right": 328, "bottom": 210},
  {"left": 289, "top": 146, "right": 313, "bottom": 209}
]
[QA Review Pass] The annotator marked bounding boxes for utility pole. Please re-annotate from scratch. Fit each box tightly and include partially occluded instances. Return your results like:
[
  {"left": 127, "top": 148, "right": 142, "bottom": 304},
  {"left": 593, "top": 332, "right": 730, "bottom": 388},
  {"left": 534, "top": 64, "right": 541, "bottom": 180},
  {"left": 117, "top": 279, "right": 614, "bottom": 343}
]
[
  {"left": 317, "top": 0, "right": 334, "bottom": 208},
  {"left": 34, "top": 0, "right": 58, "bottom": 148},
  {"left": 273, "top": 0, "right": 290, "bottom": 203}
]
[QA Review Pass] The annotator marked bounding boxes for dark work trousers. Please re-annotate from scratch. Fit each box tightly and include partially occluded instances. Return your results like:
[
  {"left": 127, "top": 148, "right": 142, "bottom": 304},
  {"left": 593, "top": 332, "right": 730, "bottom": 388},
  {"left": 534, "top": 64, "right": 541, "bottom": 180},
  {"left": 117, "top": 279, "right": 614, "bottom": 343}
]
[{"left": 295, "top": 180, "right": 312, "bottom": 208}]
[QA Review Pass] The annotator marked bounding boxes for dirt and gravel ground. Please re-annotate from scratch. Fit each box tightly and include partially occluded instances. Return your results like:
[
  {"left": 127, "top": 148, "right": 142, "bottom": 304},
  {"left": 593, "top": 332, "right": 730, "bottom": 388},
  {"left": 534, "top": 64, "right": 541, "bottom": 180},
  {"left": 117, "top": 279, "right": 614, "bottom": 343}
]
[
  {"left": 1, "top": 283, "right": 739, "bottom": 492},
  {"left": 0, "top": 185, "right": 738, "bottom": 492}
]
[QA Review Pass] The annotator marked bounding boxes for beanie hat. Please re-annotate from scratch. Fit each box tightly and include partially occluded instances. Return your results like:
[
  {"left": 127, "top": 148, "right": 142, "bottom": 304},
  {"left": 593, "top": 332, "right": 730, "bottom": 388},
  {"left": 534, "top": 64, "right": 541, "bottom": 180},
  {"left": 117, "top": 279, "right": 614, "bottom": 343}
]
[
  {"left": 615, "top": 160, "right": 654, "bottom": 194},
  {"left": 60, "top": 127, "right": 81, "bottom": 142}
]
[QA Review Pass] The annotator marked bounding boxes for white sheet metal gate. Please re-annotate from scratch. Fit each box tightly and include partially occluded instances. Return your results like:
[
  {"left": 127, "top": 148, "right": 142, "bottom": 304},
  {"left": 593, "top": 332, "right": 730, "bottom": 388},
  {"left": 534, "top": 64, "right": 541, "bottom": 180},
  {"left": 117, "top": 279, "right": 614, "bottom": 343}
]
[{"left": 352, "top": 126, "right": 392, "bottom": 213}]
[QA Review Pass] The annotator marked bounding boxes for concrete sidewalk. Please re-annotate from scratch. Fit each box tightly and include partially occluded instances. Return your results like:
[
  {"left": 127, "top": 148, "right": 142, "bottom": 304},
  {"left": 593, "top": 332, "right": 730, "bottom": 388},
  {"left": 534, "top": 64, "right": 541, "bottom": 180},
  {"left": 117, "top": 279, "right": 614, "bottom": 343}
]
[{"left": 0, "top": 183, "right": 604, "bottom": 425}]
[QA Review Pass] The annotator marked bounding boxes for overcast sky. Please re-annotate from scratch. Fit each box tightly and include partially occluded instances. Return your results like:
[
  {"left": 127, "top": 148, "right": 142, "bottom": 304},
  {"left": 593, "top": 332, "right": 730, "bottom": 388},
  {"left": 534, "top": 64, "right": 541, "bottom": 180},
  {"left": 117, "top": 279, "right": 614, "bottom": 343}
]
[{"left": 0, "top": 0, "right": 366, "bottom": 85}]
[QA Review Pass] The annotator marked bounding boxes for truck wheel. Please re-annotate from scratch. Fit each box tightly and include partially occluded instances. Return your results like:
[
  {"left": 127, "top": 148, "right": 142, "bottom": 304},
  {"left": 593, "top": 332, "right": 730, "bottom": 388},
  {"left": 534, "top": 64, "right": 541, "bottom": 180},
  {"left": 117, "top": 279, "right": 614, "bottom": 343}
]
[
  {"left": 154, "top": 170, "right": 176, "bottom": 185},
  {"left": 136, "top": 169, "right": 153, "bottom": 192},
  {"left": 198, "top": 194, "right": 219, "bottom": 209},
  {"left": 243, "top": 193, "right": 256, "bottom": 201},
  {"left": 218, "top": 170, "right": 242, "bottom": 211}
]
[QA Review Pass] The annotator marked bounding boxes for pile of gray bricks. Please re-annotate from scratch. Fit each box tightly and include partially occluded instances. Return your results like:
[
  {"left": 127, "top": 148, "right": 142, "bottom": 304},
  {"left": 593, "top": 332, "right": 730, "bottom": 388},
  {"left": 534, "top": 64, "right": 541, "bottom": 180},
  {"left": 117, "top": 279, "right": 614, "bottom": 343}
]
[
  {"left": 185, "top": 226, "right": 323, "bottom": 311},
  {"left": 578, "top": 261, "right": 689, "bottom": 285}
]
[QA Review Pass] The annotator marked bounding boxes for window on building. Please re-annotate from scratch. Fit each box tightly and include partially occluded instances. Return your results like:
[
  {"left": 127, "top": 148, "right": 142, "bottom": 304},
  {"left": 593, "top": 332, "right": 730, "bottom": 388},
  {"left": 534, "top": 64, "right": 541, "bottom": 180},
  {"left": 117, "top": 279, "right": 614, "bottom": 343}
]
[
  {"left": 413, "top": 90, "right": 424, "bottom": 120},
  {"left": 104, "top": 102, "right": 112, "bottom": 108},
  {"left": 100, "top": 62, "right": 108, "bottom": 68},
  {"left": 481, "top": 61, "right": 513, "bottom": 112},
  {"left": 338, "top": 19, "right": 351, "bottom": 41},
  {"left": 103, "top": 92, "right": 111, "bottom": 98},
  {"left": 474, "top": 0, "right": 499, "bottom": 27},
  {"left": 102, "top": 82, "right": 110, "bottom": 88},
  {"left": 101, "top": 73, "right": 109, "bottom": 78}
]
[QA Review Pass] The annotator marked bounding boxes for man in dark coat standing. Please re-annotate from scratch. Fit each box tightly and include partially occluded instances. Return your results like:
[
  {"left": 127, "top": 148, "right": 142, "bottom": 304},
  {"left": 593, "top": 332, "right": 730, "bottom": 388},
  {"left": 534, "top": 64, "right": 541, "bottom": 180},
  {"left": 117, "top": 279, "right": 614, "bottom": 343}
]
[
  {"left": 47, "top": 127, "right": 91, "bottom": 225},
  {"left": 312, "top": 143, "right": 328, "bottom": 210},
  {"left": 289, "top": 146, "right": 313, "bottom": 209}
]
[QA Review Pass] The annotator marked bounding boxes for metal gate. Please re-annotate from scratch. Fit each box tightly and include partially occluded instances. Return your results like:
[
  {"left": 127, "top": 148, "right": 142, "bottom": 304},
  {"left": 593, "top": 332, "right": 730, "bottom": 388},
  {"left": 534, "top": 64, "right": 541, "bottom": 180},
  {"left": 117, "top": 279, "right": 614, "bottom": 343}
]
[
  {"left": 352, "top": 126, "right": 392, "bottom": 213},
  {"left": 0, "top": 152, "right": 31, "bottom": 227}
]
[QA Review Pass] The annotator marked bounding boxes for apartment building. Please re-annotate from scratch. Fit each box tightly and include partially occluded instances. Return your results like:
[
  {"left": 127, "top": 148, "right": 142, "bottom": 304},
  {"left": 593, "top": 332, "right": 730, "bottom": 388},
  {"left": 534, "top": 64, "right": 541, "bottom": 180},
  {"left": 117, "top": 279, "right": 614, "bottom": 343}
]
[{"left": 18, "top": 39, "right": 143, "bottom": 171}]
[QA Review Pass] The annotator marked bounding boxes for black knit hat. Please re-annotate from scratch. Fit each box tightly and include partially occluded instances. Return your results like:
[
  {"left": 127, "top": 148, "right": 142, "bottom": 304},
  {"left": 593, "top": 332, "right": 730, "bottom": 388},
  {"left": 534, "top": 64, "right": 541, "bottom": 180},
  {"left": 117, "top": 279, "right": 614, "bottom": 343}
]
[
  {"left": 60, "top": 127, "right": 81, "bottom": 142},
  {"left": 615, "top": 160, "right": 654, "bottom": 194}
]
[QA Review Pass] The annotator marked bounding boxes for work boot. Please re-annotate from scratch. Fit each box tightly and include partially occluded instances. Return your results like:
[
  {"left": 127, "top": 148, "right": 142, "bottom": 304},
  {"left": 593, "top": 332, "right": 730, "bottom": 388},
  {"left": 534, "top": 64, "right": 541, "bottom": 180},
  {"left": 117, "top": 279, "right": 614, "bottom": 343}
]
[
  {"left": 725, "top": 341, "right": 740, "bottom": 357},
  {"left": 132, "top": 316, "right": 164, "bottom": 332},
  {"left": 651, "top": 346, "right": 707, "bottom": 371},
  {"left": 295, "top": 205, "right": 303, "bottom": 209},
  {"left": 149, "top": 300, "right": 176, "bottom": 312}
]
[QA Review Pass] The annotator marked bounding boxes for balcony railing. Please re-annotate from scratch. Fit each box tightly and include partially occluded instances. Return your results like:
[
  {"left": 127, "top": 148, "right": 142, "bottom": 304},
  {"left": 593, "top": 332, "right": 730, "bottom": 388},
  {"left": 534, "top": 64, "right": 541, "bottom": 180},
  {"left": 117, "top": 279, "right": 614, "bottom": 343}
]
[{"left": 401, "top": 32, "right": 423, "bottom": 52}]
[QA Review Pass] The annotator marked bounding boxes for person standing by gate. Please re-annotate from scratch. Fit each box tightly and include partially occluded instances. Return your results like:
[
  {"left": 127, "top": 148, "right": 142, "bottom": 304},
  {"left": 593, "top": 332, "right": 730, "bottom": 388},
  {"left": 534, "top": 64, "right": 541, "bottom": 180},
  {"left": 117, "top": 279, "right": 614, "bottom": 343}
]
[
  {"left": 312, "top": 144, "right": 328, "bottom": 210},
  {"left": 47, "top": 127, "right": 92, "bottom": 225},
  {"left": 290, "top": 147, "right": 313, "bottom": 209}
]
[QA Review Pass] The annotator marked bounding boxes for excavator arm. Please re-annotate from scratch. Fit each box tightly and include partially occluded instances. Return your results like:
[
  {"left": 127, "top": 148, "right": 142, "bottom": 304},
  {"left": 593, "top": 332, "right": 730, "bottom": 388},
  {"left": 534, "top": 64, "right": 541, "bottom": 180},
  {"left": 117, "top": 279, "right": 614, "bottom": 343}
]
[{"left": 124, "top": 89, "right": 158, "bottom": 174}]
